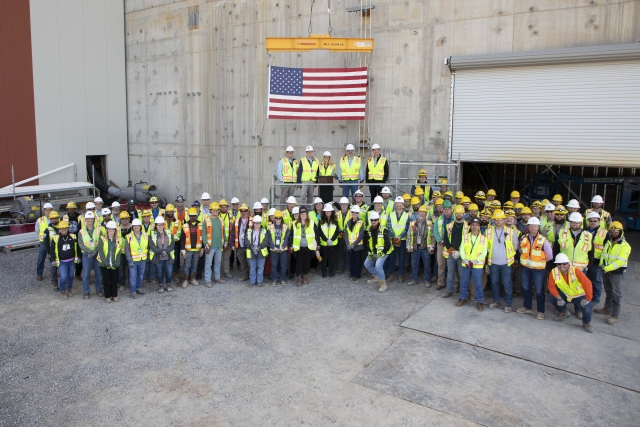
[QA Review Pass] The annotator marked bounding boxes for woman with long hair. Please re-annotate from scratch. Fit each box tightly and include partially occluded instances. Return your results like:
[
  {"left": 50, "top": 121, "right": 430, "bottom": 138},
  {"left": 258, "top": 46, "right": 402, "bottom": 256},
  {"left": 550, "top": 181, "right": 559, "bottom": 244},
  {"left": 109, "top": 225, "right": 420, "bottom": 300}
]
[
  {"left": 316, "top": 204, "right": 340, "bottom": 277},
  {"left": 292, "top": 207, "right": 316, "bottom": 286}
]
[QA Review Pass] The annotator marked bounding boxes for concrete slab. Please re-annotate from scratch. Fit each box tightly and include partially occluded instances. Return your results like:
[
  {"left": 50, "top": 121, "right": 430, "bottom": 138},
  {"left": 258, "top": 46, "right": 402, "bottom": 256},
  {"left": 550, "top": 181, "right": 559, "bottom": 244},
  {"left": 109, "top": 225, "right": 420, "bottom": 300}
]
[
  {"left": 354, "top": 331, "right": 640, "bottom": 427},
  {"left": 402, "top": 296, "right": 640, "bottom": 392}
]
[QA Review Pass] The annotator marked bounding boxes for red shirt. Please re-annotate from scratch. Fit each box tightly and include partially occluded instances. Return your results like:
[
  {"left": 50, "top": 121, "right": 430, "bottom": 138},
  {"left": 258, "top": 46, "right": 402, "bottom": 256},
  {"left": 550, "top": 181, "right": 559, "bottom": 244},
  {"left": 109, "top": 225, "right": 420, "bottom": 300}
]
[{"left": 548, "top": 268, "right": 593, "bottom": 301}]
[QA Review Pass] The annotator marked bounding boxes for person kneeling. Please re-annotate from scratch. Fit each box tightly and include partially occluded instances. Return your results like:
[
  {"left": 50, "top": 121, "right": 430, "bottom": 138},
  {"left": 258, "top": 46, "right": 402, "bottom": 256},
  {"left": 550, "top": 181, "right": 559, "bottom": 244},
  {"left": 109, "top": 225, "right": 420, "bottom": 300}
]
[{"left": 547, "top": 253, "right": 594, "bottom": 333}]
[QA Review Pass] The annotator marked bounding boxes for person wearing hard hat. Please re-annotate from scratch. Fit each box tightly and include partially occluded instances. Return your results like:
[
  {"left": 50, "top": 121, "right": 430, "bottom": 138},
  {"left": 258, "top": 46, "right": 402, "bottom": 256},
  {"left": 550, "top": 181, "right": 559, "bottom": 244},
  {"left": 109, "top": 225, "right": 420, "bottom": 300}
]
[
  {"left": 474, "top": 191, "right": 486, "bottom": 212},
  {"left": 226, "top": 197, "right": 242, "bottom": 274},
  {"left": 93, "top": 197, "right": 104, "bottom": 218},
  {"left": 345, "top": 205, "right": 365, "bottom": 280},
  {"left": 464, "top": 202, "right": 478, "bottom": 223},
  {"left": 413, "top": 187, "right": 426, "bottom": 207},
  {"left": 441, "top": 205, "right": 468, "bottom": 298},
  {"left": 337, "top": 144, "right": 365, "bottom": 199},
  {"left": 124, "top": 218, "right": 149, "bottom": 298},
  {"left": 230, "top": 203, "right": 251, "bottom": 281},
  {"left": 269, "top": 210, "right": 290, "bottom": 286},
  {"left": 198, "top": 192, "right": 212, "bottom": 221},
  {"left": 516, "top": 207, "right": 533, "bottom": 235},
  {"left": 318, "top": 151, "right": 336, "bottom": 204},
  {"left": 311, "top": 197, "right": 324, "bottom": 225},
  {"left": 245, "top": 215, "right": 270, "bottom": 287},
  {"left": 367, "top": 196, "right": 388, "bottom": 230},
  {"left": 454, "top": 191, "right": 464, "bottom": 206},
  {"left": 510, "top": 191, "right": 520, "bottom": 205},
  {"left": 148, "top": 216, "right": 175, "bottom": 293},
  {"left": 117, "top": 211, "right": 133, "bottom": 291},
  {"left": 179, "top": 207, "right": 204, "bottom": 288},
  {"left": 218, "top": 200, "right": 233, "bottom": 276},
  {"left": 486, "top": 189, "right": 497, "bottom": 203},
  {"left": 566, "top": 199, "right": 580, "bottom": 214},
  {"left": 140, "top": 210, "right": 156, "bottom": 284},
  {"left": 513, "top": 203, "right": 525, "bottom": 223},
  {"left": 174, "top": 195, "right": 187, "bottom": 224},
  {"left": 585, "top": 211, "right": 609, "bottom": 308},
  {"left": 261, "top": 198, "right": 270, "bottom": 215},
  {"left": 267, "top": 208, "right": 276, "bottom": 224},
  {"left": 78, "top": 211, "right": 104, "bottom": 300},
  {"left": 595, "top": 221, "right": 632, "bottom": 324},
  {"left": 436, "top": 178, "right": 448, "bottom": 195},
  {"left": 517, "top": 217, "right": 553, "bottom": 320},
  {"left": 336, "top": 197, "right": 352, "bottom": 275},
  {"left": 530, "top": 200, "right": 542, "bottom": 218},
  {"left": 410, "top": 197, "right": 422, "bottom": 221},
  {"left": 585, "top": 195, "right": 612, "bottom": 229},
  {"left": 288, "top": 206, "right": 300, "bottom": 280},
  {"left": 557, "top": 212, "right": 593, "bottom": 271},
  {"left": 364, "top": 211, "right": 393, "bottom": 292},
  {"left": 148, "top": 196, "right": 162, "bottom": 219},
  {"left": 281, "top": 196, "right": 297, "bottom": 229},
  {"left": 49, "top": 220, "right": 79, "bottom": 300},
  {"left": 292, "top": 206, "right": 317, "bottom": 286},
  {"left": 35, "top": 202, "right": 54, "bottom": 281},
  {"left": 457, "top": 218, "right": 489, "bottom": 311},
  {"left": 43, "top": 211, "right": 62, "bottom": 289},
  {"left": 433, "top": 200, "right": 454, "bottom": 290},
  {"left": 547, "top": 253, "right": 594, "bottom": 332},
  {"left": 97, "top": 221, "right": 124, "bottom": 302},
  {"left": 410, "top": 169, "right": 431, "bottom": 201},
  {"left": 365, "top": 143, "right": 389, "bottom": 203},
  {"left": 379, "top": 187, "right": 393, "bottom": 216},
  {"left": 126, "top": 199, "right": 139, "bottom": 220},
  {"left": 402, "top": 194, "right": 412, "bottom": 214},
  {"left": 551, "top": 194, "right": 563, "bottom": 207},
  {"left": 386, "top": 196, "right": 411, "bottom": 283},
  {"left": 297, "top": 145, "right": 319, "bottom": 206},
  {"left": 406, "top": 205, "right": 434, "bottom": 287},
  {"left": 352, "top": 190, "right": 369, "bottom": 222},
  {"left": 550, "top": 205, "right": 569, "bottom": 256},
  {"left": 316, "top": 204, "right": 340, "bottom": 278},
  {"left": 202, "top": 202, "right": 225, "bottom": 287},
  {"left": 486, "top": 210, "right": 519, "bottom": 312},
  {"left": 277, "top": 146, "right": 299, "bottom": 204},
  {"left": 63, "top": 201, "right": 81, "bottom": 234},
  {"left": 101, "top": 208, "right": 114, "bottom": 227},
  {"left": 540, "top": 203, "right": 556, "bottom": 242},
  {"left": 163, "top": 203, "right": 182, "bottom": 279},
  {"left": 111, "top": 201, "right": 122, "bottom": 224}
]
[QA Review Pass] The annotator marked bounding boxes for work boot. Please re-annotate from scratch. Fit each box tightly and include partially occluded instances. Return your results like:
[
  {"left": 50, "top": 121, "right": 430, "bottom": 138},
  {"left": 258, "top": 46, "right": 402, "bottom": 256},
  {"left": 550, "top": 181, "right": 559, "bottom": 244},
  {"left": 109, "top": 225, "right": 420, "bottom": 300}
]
[
  {"left": 205, "top": 282, "right": 212, "bottom": 288},
  {"left": 435, "top": 284, "right": 445, "bottom": 290},
  {"left": 489, "top": 302, "right": 500, "bottom": 309},
  {"left": 455, "top": 299, "right": 467, "bottom": 307},
  {"left": 59, "top": 291, "right": 67, "bottom": 300},
  {"left": 367, "top": 277, "right": 379, "bottom": 284},
  {"left": 239, "top": 275, "right": 249, "bottom": 282},
  {"left": 66, "top": 288, "right": 73, "bottom": 297},
  {"left": 594, "top": 307, "right": 612, "bottom": 315},
  {"left": 296, "top": 276, "right": 302, "bottom": 287},
  {"left": 554, "top": 310, "right": 569, "bottom": 322},
  {"left": 215, "top": 279, "right": 226, "bottom": 284},
  {"left": 96, "top": 291, "right": 103, "bottom": 297},
  {"left": 576, "top": 311, "right": 583, "bottom": 320},
  {"left": 130, "top": 292, "right": 138, "bottom": 299},
  {"left": 181, "top": 274, "right": 189, "bottom": 288},
  {"left": 271, "top": 281, "right": 277, "bottom": 287},
  {"left": 166, "top": 285, "right": 173, "bottom": 292},
  {"left": 441, "top": 292, "right": 453, "bottom": 298},
  {"left": 37, "top": 274, "right": 43, "bottom": 281},
  {"left": 398, "top": 276, "right": 404, "bottom": 284},
  {"left": 407, "top": 280, "right": 418, "bottom": 286},
  {"left": 536, "top": 312, "right": 545, "bottom": 320},
  {"left": 190, "top": 274, "right": 199, "bottom": 286},
  {"left": 470, "top": 295, "right": 476, "bottom": 302},
  {"left": 83, "top": 293, "right": 89, "bottom": 300},
  {"left": 258, "top": 282, "right": 264, "bottom": 287},
  {"left": 105, "top": 297, "right": 112, "bottom": 303},
  {"left": 430, "top": 276, "right": 437, "bottom": 283},
  {"left": 303, "top": 274, "right": 309, "bottom": 285},
  {"left": 606, "top": 317, "right": 618, "bottom": 325},
  {"left": 112, "top": 296, "right": 119, "bottom": 302},
  {"left": 516, "top": 307, "right": 532, "bottom": 314},
  {"left": 504, "top": 306, "right": 512, "bottom": 313},
  {"left": 159, "top": 286, "right": 165, "bottom": 293},
  {"left": 583, "top": 323, "right": 593, "bottom": 333},
  {"left": 477, "top": 303, "right": 484, "bottom": 312},
  {"left": 378, "top": 280, "right": 388, "bottom": 292},
  {"left": 424, "top": 282, "right": 432, "bottom": 289},
  {"left": 136, "top": 288, "right": 145, "bottom": 295},
  {"left": 386, "top": 275, "right": 395, "bottom": 283},
  {"left": 224, "top": 273, "right": 232, "bottom": 279}
]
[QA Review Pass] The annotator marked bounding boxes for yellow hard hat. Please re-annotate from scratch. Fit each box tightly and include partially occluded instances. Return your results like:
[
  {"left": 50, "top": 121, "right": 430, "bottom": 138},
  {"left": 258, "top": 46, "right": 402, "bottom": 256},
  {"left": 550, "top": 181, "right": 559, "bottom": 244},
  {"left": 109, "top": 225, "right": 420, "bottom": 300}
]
[
  {"left": 210, "top": 202, "right": 220, "bottom": 210},
  {"left": 431, "top": 190, "right": 441, "bottom": 199},
  {"left": 492, "top": 209, "right": 506, "bottom": 220},
  {"left": 418, "top": 205, "right": 428, "bottom": 213},
  {"left": 120, "top": 211, "right": 130, "bottom": 219},
  {"left": 417, "top": 169, "right": 427, "bottom": 177},
  {"left": 609, "top": 221, "right": 624, "bottom": 231},
  {"left": 514, "top": 203, "right": 525, "bottom": 210},
  {"left": 454, "top": 205, "right": 465, "bottom": 215},
  {"left": 435, "top": 198, "right": 444, "bottom": 206},
  {"left": 554, "top": 205, "right": 567, "bottom": 215},
  {"left": 468, "top": 203, "right": 479, "bottom": 211},
  {"left": 552, "top": 194, "right": 563, "bottom": 203},
  {"left": 188, "top": 207, "right": 198, "bottom": 216},
  {"left": 66, "top": 201, "right": 77, "bottom": 209},
  {"left": 219, "top": 199, "right": 229, "bottom": 207},
  {"left": 487, "top": 189, "right": 497, "bottom": 197},
  {"left": 411, "top": 197, "right": 420, "bottom": 205},
  {"left": 438, "top": 178, "right": 448, "bottom": 184},
  {"left": 149, "top": 196, "right": 159, "bottom": 202},
  {"left": 462, "top": 196, "right": 471, "bottom": 203},
  {"left": 475, "top": 191, "right": 486, "bottom": 200},
  {"left": 480, "top": 209, "right": 491, "bottom": 217},
  {"left": 455, "top": 191, "right": 464, "bottom": 199},
  {"left": 444, "top": 190, "right": 453, "bottom": 198},
  {"left": 541, "top": 199, "right": 550, "bottom": 206},
  {"left": 510, "top": 190, "right": 520, "bottom": 198},
  {"left": 49, "top": 210, "right": 60, "bottom": 219},
  {"left": 414, "top": 187, "right": 424, "bottom": 196},
  {"left": 492, "top": 200, "right": 502, "bottom": 207},
  {"left": 239, "top": 203, "right": 249, "bottom": 211},
  {"left": 521, "top": 207, "right": 533, "bottom": 215},
  {"left": 57, "top": 220, "right": 69, "bottom": 229},
  {"left": 503, "top": 201, "right": 514, "bottom": 209},
  {"left": 402, "top": 193, "right": 412, "bottom": 201},
  {"left": 141, "top": 210, "right": 152, "bottom": 217},
  {"left": 504, "top": 209, "right": 516, "bottom": 217},
  {"left": 165, "top": 204, "right": 175, "bottom": 212},
  {"left": 274, "top": 210, "right": 284, "bottom": 219},
  {"left": 531, "top": 200, "right": 541, "bottom": 208}
]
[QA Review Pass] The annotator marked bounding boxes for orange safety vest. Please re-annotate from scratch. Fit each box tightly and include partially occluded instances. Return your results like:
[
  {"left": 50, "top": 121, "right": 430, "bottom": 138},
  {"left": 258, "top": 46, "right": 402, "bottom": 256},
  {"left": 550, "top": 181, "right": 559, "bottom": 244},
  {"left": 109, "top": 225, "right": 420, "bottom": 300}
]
[
  {"left": 182, "top": 221, "right": 202, "bottom": 251},
  {"left": 234, "top": 217, "right": 250, "bottom": 248},
  {"left": 520, "top": 233, "right": 547, "bottom": 269}
]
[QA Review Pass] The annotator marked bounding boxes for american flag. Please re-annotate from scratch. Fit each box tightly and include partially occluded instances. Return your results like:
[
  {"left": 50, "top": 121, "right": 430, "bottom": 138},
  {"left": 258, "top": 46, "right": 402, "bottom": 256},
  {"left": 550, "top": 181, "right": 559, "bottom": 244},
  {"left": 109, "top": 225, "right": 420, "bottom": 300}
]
[{"left": 267, "top": 66, "right": 368, "bottom": 120}]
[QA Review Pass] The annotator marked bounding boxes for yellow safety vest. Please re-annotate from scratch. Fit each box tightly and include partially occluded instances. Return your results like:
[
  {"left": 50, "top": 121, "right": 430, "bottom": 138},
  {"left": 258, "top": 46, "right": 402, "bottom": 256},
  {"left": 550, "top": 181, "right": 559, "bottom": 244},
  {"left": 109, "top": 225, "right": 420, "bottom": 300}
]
[
  {"left": 486, "top": 226, "right": 516, "bottom": 266},
  {"left": 407, "top": 219, "right": 432, "bottom": 249},
  {"left": 246, "top": 228, "right": 269, "bottom": 258},
  {"left": 96, "top": 236, "right": 124, "bottom": 267},
  {"left": 319, "top": 223, "right": 338, "bottom": 246},
  {"left": 79, "top": 226, "right": 103, "bottom": 251},
  {"left": 292, "top": 222, "right": 317, "bottom": 251},
  {"left": 591, "top": 227, "right": 608, "bottom": 259},
  {"left": 346, "top": 220, "right": 364, "bottom": 247},
  {"left": 318, "top": 163, "right": 335, "bottom": 177},
  {"left": 52, "top": 234, "right": 78, "bottom": 262},
  {"left": 269, "top": 223, "right": 288, "bottom": 251},
  {"left": 281, "top": 157, "right": 299, "bottom": 183},
  {"left": 460, "top": 232, "right": 487, "bottom": 268},
  {"left": 558, "top": 229, "right": 592, "bottom": 269},
  {"left": 126, "top": 232, "right": 149, "bottom": 261},
  {"left": 389, "top": 211, "right": 409, "bottom": 240},
  {"left": 368, "top": 226, "right": 393, "bottom": 255},
  {"left": 340, "top": 156, "right": 361, "bottom": 180},
  {"left": 552, "top": 267, "right": 585, "bottom": 301},
  {"left": 600, "top": 238, "right": 631, "bottom": 273},
  {"left": 584, "top": 208, "right": 611, "bottom": 229},
  {"left": 219, "top": 212, "right": 231, "bottom": 243},
  {"left": 37, "top": 216, "right": 50, "bottom": 242},
  {"left": 300, "top": 157, "right": 319, "bottom": 182},
  {"left": 367, "top": 156, "right": 387, "bottom": 180},
  {"left": 149, "top": 230, "right": 175, "bottom": 261},
  {"left": 336, "top": 210, "right": 350, "bottom": 232},
  {"left": 366, "top": 210, "right": 387, "bottom": 230}
]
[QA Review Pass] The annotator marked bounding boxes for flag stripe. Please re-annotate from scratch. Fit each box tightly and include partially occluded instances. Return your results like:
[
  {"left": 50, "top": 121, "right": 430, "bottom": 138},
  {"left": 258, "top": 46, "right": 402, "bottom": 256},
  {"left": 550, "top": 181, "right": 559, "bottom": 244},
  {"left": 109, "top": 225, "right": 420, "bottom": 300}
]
[
  {"left": 268, "top": 115, "right": 363, "bottom": 120},
  {"left": 302, "top": 67, "right": 367, "bottom": 72},
  {"left": 268, "top": 112, "right": 365, "bottom": 117},
  {"left": 269, "top": 107, "right": 366, "bottom": 113},
  {"left": 303, "top": 79, "right": 368, "bottom": 85},
  {"left": 302, "top": 71, "right": 367, "bottom": 77},
  {"left": 269, "top": 99, "right": 365, "bottom": 105},
  {"left": 304, "top": 75, "right": 367, "bottom": 82},
  {"left": 270, "top": 94, "right": 366, "bottom": 101},
  {"left": 302, "top": 83, "right": 368, "bottom": 89}
]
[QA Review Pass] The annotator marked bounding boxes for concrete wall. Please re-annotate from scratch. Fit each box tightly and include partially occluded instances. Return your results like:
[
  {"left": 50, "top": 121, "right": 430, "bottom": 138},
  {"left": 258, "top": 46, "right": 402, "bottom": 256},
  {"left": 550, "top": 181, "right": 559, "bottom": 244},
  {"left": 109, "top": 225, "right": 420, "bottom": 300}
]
[
  {"left": 31, "top": 0, "right": 129, "bottom": 186},
  {"left": 125, "top": 0, "right": 640, "bottom": 204}
]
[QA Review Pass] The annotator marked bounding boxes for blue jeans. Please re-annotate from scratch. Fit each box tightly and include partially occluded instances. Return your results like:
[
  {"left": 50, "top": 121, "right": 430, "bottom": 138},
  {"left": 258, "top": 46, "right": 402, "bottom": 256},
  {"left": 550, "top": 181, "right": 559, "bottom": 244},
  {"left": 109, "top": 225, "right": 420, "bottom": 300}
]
[
  {"left": 128, "top": 260, "right": 146, "bottom": 293},
  {"left": 248, "top": 257, "right": 266, "bottom": 284},
  {"left": 270, "top": 250, "right": 289, "bottom": 282},
  {"left": 82, "top": 253, "right": 103, "bottom": 294},
  {"left": 204, "top": 247, "right": 223, "bottom": 282},
  {"left": 364, "top": 253, "right": 388, "bottom": 281},
  {"left": 411, "top": 248, "right": 431, "bottom": 282},
  {"left": 587, "top": 260, "right": 603, "bottom": 304},
  {"left": 144, "top": 260, "right": 156, "bottom": 280},
  {"left": 58, "top": 260, "right": 75, "bottom": 292},
  {"left": 342, "top": 181, "right": 359, "bottom": 198},
  {"left": 521, "top": 266, "right": 547, "bottom": 313},
  {"left": 490, "top": 264, "right": 513, "bottom": 306},
  {"left": 460, "top": 267, "right": 484, "bottom": 302},
  {"left": 37, "top": 242, "right": 47, "bottom": 275},
  {"left": 386, "top": 240, "right": 407, "bottom": 277},
  {"left": 183, "top": 251, "right": 200, "bottom": 275},
  {"left": 155, "top": 259, "right": 173, "bottom": 285},
  {"left": 446, "top": 256, "right": 462, "bottom": 293},
  {"left": 548, "top": 291, "right": 592, "bottom": 323}
]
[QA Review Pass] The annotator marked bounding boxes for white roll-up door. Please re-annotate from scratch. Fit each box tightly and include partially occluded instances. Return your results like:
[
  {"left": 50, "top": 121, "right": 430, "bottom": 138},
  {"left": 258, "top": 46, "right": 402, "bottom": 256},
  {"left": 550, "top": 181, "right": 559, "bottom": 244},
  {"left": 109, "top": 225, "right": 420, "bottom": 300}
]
[{"left": 450, "top": 46, "right": 640, "bottom": 167}]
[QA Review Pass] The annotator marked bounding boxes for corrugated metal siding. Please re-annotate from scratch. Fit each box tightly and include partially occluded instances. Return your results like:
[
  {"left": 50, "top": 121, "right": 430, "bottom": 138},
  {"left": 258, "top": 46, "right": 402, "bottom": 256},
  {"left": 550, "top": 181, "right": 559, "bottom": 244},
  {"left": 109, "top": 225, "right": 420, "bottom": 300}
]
[
  {"left": 0, "top": 0, "right": 39, "bottom": 188},
  {"left": 451, "top": 60, "right": 640, "bottom": 167}
]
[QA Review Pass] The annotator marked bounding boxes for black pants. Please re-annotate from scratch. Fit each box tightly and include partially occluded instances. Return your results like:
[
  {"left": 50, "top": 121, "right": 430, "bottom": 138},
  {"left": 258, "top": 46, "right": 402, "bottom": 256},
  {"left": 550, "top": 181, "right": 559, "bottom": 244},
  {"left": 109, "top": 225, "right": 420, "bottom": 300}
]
[
  {"left": 320, "top": 246, "right": 337, "bottom": 277},
  {"left": 348, "top": 250, "right": 363, "bottom": 278},
  {"left": 101, "top": 267, "right": 119, "bottom": 299},
  {"left": 75, "top": 260, "right": 82, "bottom": 278},
  {"left": 368, "top": 183, "right": 384, "bottom": 203},
  {"left": 295, "top": 247, "right": 313, "bottom": 277},
  {"left": 288, "top": 251, "right": 297, "bottom": 278},
  {"left": 118, "top": 255, "right": 129, "bottom": 286}
]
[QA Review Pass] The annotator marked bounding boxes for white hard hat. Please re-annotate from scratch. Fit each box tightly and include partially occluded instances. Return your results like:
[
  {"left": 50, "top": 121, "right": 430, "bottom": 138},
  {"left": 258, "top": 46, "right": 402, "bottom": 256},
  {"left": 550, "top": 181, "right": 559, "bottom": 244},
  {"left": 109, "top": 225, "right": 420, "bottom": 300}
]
[
  {"left": 339, "top": 197, "right": 349, "bottom": 204},
  {"left": 566, "top": 199, "right": 580, "bottom": 209},
  {"left": 314, "top": 197, "right": 323, "bottom": 205},
  {"left": 131, "top": 218, "right": 142, "bottom": 226},
  {"left": 545, "top": 203, "right": 555, "bottom": 211},
  {"left": 231, "top": 197, "right": 240, "bottom": 204},
  {"left": 111, "top": 201, "right": 121, "bottom": 208},
  {"left": 322, "top": 204, "right": 334, "bottom": 212},
  {"left": 555, "top": 253, "right": 570, "bottom": 264},
  {"left": 201, "top": 192, "right": 211, "bottom": 200},
  {"left": 268, "top": 208, "right": 276, "bottom": 216},
  {"left": 261, "top": 197, "right": 269, "bottom": 204},
  {"left": 591, "top": 195, "right": 604, "bottom": 204},
  {"left": 587, "top": 211, "right": 601, "bottom": 219},
  {"left": 106, "top": 221, "right": 117, "bottom": 229},
  {"left": 373, "top": 196, "right": 384, "bottom": 204},
  {"left": 286, "top": 146, "right": 294, "bottom": 152},
  {"left": 43, "top": 202, "right": 53, "bottom": 209},
  {"left": 253, "top": 202, "right": 262, "bottom": 210},
  {"left": 346, "top": 144, "right": 355, "bottom": 151},
  {"left": 381, "top": 187, "right": 391, "bottom": 194},
  {"left": 305, "top": 145, "right": 314, "bottom": 152},
  {"left": 395, "top": 196, "right": 404, "bottom": 204},
  {"left": 286, "top": 196, "right": 297, "bottom": 204},
  {"left": 253, "top": 215, "right": 262, "bottom": 223},
  {"left": 292, "top": 207, "right": 300, "bottom": 214},
  {"left": 84, "top": 211, "right": 95, "bottom": 219},
  {"left": 369, "top": 211, "right": 380, "bottom": 220},
  {"left": 568, "top": 212, "right": 583, "bottom": 223},
  {"left": 155, "top": 216, "right": 165, "bottom": 225},
  {"left": 527, "top": 217, "right": 540, "bottom": 226},
  {"left": 102, "top": 208, "right": 111, "bottom": 215},
  {"left": 94, "top": 197, "right": 103, "bottom": 203},
  {"left": 354, "top": 190, "right": 364, "bottom": 196},
  {"left": 350, "top": 205, "right": 361, "bottom": 213},
  {"left": 86, "top": 202, "right": 95, "bottom": 209},
  {"left": 371, "top": 143, "right": 380, "bottom": 149},
  {"left": 323, "top": 151, "right": 331, "bottom": 157}
]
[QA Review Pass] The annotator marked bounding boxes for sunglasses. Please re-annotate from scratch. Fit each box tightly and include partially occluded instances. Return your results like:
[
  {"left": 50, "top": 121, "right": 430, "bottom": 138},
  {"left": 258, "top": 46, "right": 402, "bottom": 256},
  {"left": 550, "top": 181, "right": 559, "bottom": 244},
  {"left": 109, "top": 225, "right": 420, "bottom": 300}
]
[
  {"left": 371, "top": 219, "right": 379, "bottom": 222},
  {"left": 355, "top": 195, "right": 363, "bottom": 197},
  {"left": 557, "top": 263, "right": 569, "bottom": 266}
]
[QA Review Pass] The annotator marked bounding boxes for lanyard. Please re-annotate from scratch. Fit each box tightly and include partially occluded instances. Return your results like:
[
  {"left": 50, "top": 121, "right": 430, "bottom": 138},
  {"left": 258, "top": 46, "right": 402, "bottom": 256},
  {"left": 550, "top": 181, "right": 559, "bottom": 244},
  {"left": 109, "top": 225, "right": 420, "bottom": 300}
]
[{"left": 469, "top": 234, "right": 480, "bottom": 254}]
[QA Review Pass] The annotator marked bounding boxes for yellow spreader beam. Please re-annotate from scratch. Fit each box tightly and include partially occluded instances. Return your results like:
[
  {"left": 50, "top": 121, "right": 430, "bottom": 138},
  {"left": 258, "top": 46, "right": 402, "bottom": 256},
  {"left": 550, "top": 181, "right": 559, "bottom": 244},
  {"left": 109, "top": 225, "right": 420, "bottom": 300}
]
[{"left": 266, "top": 34, "right": 374, "bottom": 52}]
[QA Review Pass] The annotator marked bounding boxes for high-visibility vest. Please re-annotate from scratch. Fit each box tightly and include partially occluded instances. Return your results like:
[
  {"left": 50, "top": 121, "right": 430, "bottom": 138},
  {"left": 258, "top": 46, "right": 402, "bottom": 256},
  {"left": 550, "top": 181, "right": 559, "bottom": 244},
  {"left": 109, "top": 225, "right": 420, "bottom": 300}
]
[
  {"left": 366, "top": 210, "right": 387, "bottom": 230},
  {"left": 246, "top": 228, "right": 269, "bottom": 258},
  {"left": 460, "top": 232, "right": 487, "bottom": 268},
  {"left": 281, "top": 157, "right": 299, "bottom": 183},
  {"left": 389, "top": 211, "right": 409, "bottom": 240},
  {"left": 442, "top": 221, "right": 469, "bottom": 259},
  {"left": 219, "top": 212, "right": 231, "bottom": 243},
  {"left": 269, "top": 223, "right": 288, "bottom": 251},
  {"left": 300, "top": 157, "right": 319, "bottom": 182},
  {"left": 36, "top": 216, "right": 50, "bottom": 242},
  {"left": 414, "top": 180, "right": 431, "bottom": 201},
  {"left": 96, "top": 236, "right": 124, "bottom": 266},
  {"left": 234, "top": 217, "right": 250, "bottom": 248},
  {"left": 584, "top": 208, "right": 611, "bottom": 229},
  {"left": 292, "top": 221, "right": 317, "bottom": 251},
  {"left": 552, "top": 267, "right": 585, "bottom": 301},
  {"left": 79, "top": 225, "right": 103, "bottom": 251},
  {"left": 203, "top": 216, "right": 225, "bottom": 248},
  {"left": 336, "top": 210, "right": 350, "bottom": 232},
  {"left": 600, "top": 238, "right": 632, "bottom": 273},
  {"left": 149, "top": 230, "right": 175, "bottom": 261},
  {"left": 591, "top": 227, "right": 608, "bottom": 259},
  {"left": 340, "top": 156, "right": 361, "bottom": 180},
  {"left": 486, "top": 226, "right": 516, "bottom": 266},
  {"left": 175, "top": 208, "right": 187, "bottom": 222},
  {"left": 126, "top": 232, "right": 149, "bottom": 261},
  {"left": 319, "top": 223, "right": 338, "bottom": 246},
  {"left": 182, "top": 221, "right": 203, "bottom": 251},
  {"left": 520, "top": 233, "right": 548, "bottom": 269},
  {"left": 310, "top": 211, "right": 322, "bottom": 226},
  {"left": 282, "top": 209, "right": 295, "bottom": 229},
  {"left": 407, "top": 219, "right": 432, "bottom": 249},
  {"left": 355, "top": 203, "right": 369, "bottom": 222},
  {"left": 52, "top": 234, "right": 78, "bottom": 262},
  {"left": 540, "top": 216, "right": 556, "bottom": 243},
  {"left": 166, "top": 219, "right": 182, "bottom": 242},
  {"left": 383, "top": 200, "right": 394, "bottom": 216},
  {"left": 368, "top": 226, "right": 393, "bottom": 255},
  {"left": 367, "top": 156, "right": 387, "bottom": 180},
  {"left": 142, "top": 222, "right": 154, "bottom": 236},
  {"left": 558, "top": 229, "right": 592, "bottom": 269},
  {"left": 346, "top": 220, "right": 364, "bottom": 247},
  {"left": 318, "top": 163, "right": 335, "bottom": 177}
]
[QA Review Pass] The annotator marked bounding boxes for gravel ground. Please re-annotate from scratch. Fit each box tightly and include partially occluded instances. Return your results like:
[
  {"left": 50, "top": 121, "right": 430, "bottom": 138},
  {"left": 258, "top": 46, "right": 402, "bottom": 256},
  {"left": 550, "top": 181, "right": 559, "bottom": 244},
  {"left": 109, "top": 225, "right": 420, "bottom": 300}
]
[{"left": 0, "top": 249, "right": 476, "bottom": 427}]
